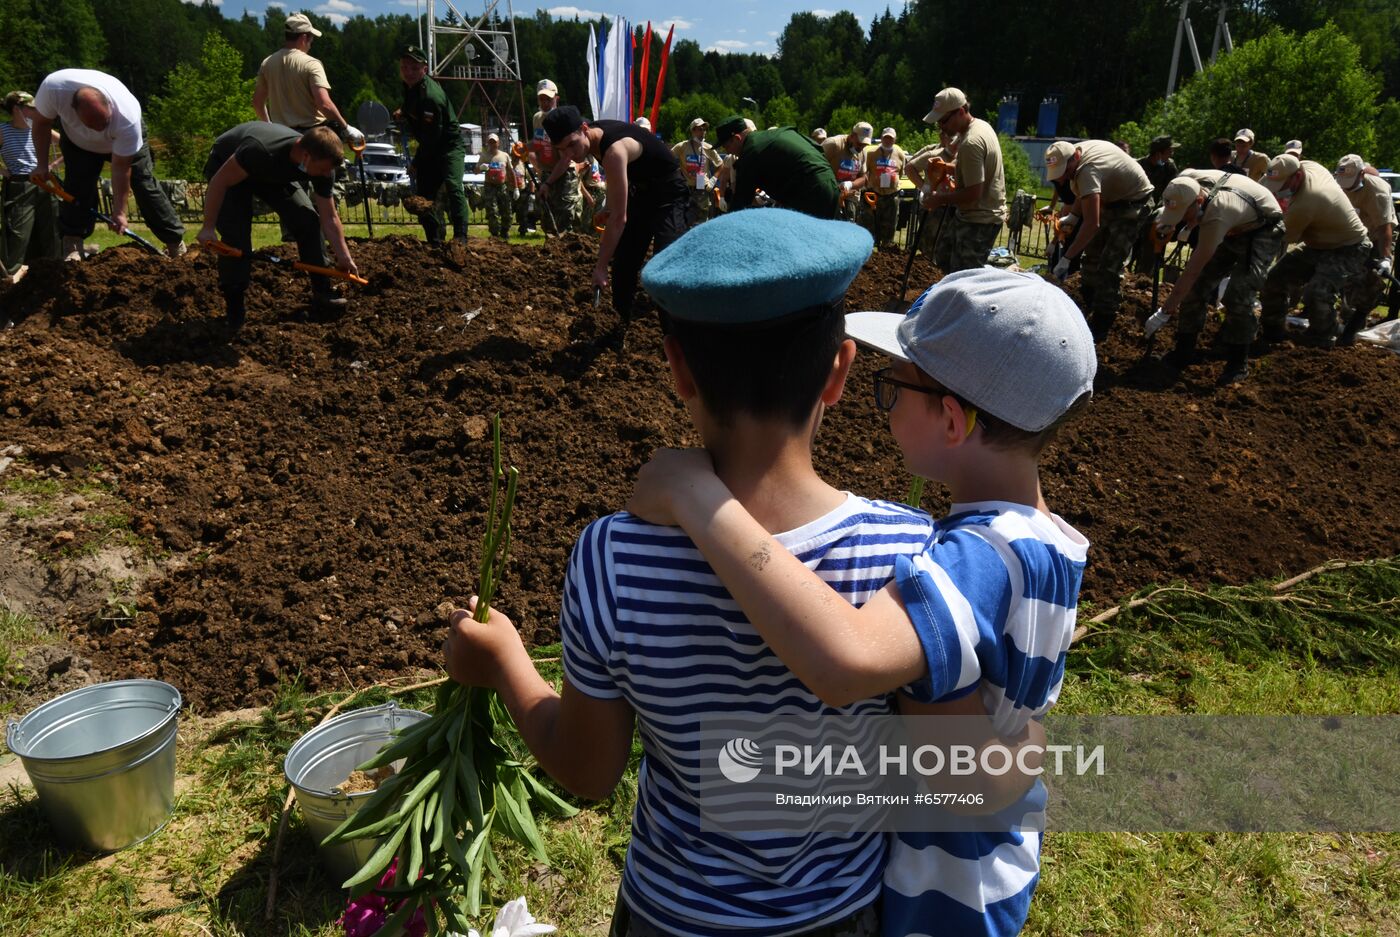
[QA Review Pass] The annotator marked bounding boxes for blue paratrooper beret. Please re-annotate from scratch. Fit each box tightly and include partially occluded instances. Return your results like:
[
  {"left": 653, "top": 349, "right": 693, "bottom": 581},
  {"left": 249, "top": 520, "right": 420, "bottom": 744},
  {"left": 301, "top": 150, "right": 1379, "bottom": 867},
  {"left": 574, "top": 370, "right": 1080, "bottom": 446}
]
[{"left": 641, "top": 208, "right": 873, "bottom": 325}]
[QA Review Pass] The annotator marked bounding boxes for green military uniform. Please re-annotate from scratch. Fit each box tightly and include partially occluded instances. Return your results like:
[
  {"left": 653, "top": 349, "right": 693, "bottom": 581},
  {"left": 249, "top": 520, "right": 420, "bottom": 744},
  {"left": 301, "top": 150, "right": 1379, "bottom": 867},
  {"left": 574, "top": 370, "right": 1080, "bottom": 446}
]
[
  {"left": 402, "top": 72, "right": 468, "bottom": 243},
  {"left": 731, "top": 127, "right": 839, "bottom": 219}
]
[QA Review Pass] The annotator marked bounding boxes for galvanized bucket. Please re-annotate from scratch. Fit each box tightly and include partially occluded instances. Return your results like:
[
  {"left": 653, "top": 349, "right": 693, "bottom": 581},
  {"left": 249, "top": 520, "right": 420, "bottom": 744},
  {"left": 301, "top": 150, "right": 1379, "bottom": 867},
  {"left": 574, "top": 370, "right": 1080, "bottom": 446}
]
[
  {"left": 283, "top": 701, "right": 429, "bottom": 884},
  {"left": 5, "top": 679, "right": 182, "bottom": 853}
]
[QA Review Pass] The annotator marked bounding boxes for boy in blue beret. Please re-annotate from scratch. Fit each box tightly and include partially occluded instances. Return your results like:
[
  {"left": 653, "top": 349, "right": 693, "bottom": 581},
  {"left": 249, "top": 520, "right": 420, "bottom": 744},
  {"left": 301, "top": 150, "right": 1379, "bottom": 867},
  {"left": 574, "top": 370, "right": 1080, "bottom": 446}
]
[
  {"left": 626, "top": 268, "right": 1097, "bottom": 937},
  {"left": 446, "top": 209, "right": 942, "bottom": 936}
]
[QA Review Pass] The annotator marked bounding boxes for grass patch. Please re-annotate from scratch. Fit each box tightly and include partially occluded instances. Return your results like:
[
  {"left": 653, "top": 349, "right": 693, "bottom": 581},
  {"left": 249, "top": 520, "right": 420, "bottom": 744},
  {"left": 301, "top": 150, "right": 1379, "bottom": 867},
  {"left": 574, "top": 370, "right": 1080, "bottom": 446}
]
[
  {"left": 1, "top": 565, "right": 1396, "bottom": 935},
  {"left": 0, "top": 609, "right": 48, "bottom": 693}
]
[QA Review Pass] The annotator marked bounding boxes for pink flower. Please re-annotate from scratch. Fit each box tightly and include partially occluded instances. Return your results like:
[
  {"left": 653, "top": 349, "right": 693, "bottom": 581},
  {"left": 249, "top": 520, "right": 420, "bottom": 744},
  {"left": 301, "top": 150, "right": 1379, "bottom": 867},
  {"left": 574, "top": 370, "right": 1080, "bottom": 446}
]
[{"left": 339, "top": 859, "right": 428, "bottom": 937}]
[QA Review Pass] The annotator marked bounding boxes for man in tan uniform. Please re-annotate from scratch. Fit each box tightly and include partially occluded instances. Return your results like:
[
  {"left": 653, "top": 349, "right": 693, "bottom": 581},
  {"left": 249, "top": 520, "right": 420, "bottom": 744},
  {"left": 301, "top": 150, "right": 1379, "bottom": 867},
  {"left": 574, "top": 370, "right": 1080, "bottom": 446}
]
[
  {"left": 1045, "top": 138, "right": 1153, "bottom": 340},
  {"left": 920, "top": 87, "right": 1005, "bottom": 272},
  {"left": 1149, "top": 170, "right": 1284, "bottom": 384},
  {"left": 673, "top": 118, "right": 722, "bottom": 223},
  {"left": 1334, "top": 154, "right": 1395, "bottom": 338},
  {"left": 1231, "top": 129, "right": 1270, "bottom": 182},
  {"left": 862, "top": 127, "right": 906, "bottom": 248},
  {"left": 1258, "top": 153, "right": 1371, "bottom": 348},
  {"left": 253, "top": 13, "right": 355, "bottom": 137},
  {"left": 905, "top": 129, "right": 958, "bottom": 268},
  {"left": 822, "top": 121, "right": 871, "bottom": 220}
]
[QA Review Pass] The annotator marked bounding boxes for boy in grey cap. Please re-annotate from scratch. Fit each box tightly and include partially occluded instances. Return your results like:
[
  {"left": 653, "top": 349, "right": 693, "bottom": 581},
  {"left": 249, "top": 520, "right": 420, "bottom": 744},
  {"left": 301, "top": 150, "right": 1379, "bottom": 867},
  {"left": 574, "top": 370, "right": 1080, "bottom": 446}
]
[{"left": 628, "top": 267, "right": 1095, "bottom": 937}]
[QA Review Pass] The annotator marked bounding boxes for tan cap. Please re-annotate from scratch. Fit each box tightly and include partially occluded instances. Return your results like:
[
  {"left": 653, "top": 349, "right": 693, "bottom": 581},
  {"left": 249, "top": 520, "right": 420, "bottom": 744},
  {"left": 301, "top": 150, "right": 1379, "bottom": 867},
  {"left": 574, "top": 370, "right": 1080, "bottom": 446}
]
[
  {"left": 285, "top": 13, "right": 322, "bottom": 37},
  {"left": 689, "top": 117, "right": 707, "bottom": 131},
  {"left": 1284, "top": 139, "right": 1303, "bottom": 155},
  {"left": 743, "top": 118, "right": 756, "bottom": 131},
  {"left": 536, "top": 79, "right": 558, "bottom": 97},
  {"left": 486, "top": 132, "right": 499, "bottom": 143},
  {"left": 923, "top": 87, "right": 968, "bottom": 124},
  {"left": 1334, "top": 153, "right": 1365, "bottom": 190},
  {"left": 635, "top": 116, "right": 651, "bottom": 130},
  {"left": 812, "top": 127, "right": 827, "bottom": 142},
  {"left": 1044, "top": 141, "right": 1076, "bottom": 181},
  {"left": 1233, "top": 128, "right": 1254, "bottom": 144},
  {"left": 1261, "top": 153, "right": 1301, "bottom": 192},
  {"left": 2, "top": 90, "right": 34, "bottom": 111},
  {"left": 880, "top": 127, "right": 897, "bottom": 140},
  {"left": 1156, "top": 175, "right": 1204, "bottom": 230},
  {"left": 851, "top": 121, "right": 873, "bottom": 143}
]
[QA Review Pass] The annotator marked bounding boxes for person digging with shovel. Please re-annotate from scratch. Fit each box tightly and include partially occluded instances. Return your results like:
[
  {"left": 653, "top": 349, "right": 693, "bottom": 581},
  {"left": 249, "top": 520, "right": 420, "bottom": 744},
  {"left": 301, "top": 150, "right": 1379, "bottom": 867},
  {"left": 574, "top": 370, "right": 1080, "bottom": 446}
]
[
  {"left": 540, "top": 105, "right": 691, "bottom": 332},
  {"left": 1143, "top": 169, "right": 1283, "bottom": 386},
  {"left": 196, "top": 123, "right": 359, "bottom": 332}
]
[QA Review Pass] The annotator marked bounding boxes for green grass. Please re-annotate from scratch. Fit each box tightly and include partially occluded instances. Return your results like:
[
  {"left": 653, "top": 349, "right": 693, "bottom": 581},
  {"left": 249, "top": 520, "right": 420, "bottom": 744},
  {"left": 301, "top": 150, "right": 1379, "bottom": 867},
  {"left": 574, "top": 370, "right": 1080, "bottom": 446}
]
[
  {"left": 0, "top": 609, "right": 47, "bottom": 693},
  {"left": 1, "top": 567, "right": 1396, "bottom": 935}
]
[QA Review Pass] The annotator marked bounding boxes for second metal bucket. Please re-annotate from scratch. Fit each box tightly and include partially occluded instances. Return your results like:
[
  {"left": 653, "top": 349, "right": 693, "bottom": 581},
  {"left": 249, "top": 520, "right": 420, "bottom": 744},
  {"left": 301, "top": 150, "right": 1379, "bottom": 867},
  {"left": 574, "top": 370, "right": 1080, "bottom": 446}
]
[
  {"left": 5, "top": 679, "right": 182, "bottom": 853},
  {"left": 283, "top": 701, "right": 429, "bottom": 884}
]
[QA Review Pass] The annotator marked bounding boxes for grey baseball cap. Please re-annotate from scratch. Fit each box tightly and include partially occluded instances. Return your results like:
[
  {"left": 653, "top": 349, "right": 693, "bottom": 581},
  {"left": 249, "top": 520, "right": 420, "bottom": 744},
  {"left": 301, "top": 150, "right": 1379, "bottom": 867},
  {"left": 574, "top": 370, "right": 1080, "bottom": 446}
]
[{"left": 846, "top": 269, "right": 1096, "bottom": 431}]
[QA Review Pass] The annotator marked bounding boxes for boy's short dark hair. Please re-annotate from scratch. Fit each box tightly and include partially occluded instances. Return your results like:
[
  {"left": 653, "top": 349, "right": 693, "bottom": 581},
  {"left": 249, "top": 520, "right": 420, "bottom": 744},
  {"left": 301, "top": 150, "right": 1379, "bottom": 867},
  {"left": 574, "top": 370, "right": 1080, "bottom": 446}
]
[
  {"left": 916, "top": 368, "right": 1090, "bottom": 455},
  {"left": 661, "top": 301, "right": 847, "bottom": 428},
  {"left": 300, "top": 126, "right": 346, "bottom": 164},
  {"left": 1209, "top": 138, "right": 1233, "bottom": 161}
]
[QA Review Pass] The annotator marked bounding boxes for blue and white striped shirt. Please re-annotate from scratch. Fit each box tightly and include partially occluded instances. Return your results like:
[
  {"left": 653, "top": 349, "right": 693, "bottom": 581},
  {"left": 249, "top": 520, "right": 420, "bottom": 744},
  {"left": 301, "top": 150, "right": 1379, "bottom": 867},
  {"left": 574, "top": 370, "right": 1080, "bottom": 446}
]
[
  {"left": 1, "top": 122, "right": 38, "bottom": 177},
  {"left": 884, "top": 502, "right": 1088, "bottom": 937},
  {"left": 561, "top": 494, "right": 934, "bottom": 937}
]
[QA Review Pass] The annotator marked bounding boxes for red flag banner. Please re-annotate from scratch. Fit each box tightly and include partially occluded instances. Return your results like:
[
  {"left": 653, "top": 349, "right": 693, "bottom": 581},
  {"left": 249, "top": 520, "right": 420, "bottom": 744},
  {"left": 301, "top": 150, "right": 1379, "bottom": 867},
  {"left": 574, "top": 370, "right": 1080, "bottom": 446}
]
[
  {"left": 639, "top": 22, "right": 653, "bottom": 124},
  {"left": 649, "top": 25, "right": 674, "bottom": 130}
]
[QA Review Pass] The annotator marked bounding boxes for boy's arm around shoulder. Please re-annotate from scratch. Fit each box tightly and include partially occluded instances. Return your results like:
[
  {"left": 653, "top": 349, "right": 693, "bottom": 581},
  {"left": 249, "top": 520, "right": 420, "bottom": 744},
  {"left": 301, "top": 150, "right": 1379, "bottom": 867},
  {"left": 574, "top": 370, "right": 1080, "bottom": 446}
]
[
  {"left": 445, "top": 603, "right": 634, "bottom": 802},
  {"left": 627, "top": 449, "right": 929, "bottom": 706}
]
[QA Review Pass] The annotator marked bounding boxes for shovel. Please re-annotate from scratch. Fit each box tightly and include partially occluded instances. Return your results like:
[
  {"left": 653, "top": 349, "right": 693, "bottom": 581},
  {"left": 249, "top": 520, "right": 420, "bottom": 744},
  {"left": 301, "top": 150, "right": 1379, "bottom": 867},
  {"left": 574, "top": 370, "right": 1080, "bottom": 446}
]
[
  {"left": 36, "top": 175, "right": 163, "bottom": 255},
  {"left": 200, "top": 240, "right": 369, "bottom": 285},
  {"left": 350, "top": 140, "right": 375, "bottom": 238},
  {"left": 885, "top": 205, "right": 950, "bottom": 313},
  {"left": 1141, "top": 240, "right": 1185, "bottom": 362}
]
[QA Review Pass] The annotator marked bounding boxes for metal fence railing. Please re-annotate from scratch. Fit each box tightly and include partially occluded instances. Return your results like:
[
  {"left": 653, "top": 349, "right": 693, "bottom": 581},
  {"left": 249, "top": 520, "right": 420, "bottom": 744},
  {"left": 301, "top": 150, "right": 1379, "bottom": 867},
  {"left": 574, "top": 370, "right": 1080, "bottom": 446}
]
[{"left": 109, "top": 179, "right": 1062, "bottom": 263}]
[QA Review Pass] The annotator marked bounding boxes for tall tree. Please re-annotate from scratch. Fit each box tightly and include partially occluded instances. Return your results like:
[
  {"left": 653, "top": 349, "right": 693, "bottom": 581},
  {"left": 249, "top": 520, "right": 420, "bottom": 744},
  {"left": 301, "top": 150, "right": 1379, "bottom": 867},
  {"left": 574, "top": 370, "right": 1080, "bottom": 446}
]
[
  {"left": 0, "top": 0, "right": 107, "bottom": 93},
  {"left": 147, "top": 31, "right": 255, "bottom": 179}
]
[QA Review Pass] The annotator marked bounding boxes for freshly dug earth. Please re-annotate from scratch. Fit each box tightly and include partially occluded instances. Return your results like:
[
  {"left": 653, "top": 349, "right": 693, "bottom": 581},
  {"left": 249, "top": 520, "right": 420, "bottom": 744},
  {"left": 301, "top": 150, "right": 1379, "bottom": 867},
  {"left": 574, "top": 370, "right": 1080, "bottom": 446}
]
[{"left": 1, "top": 237, "right": 1396, "bottom": 712}]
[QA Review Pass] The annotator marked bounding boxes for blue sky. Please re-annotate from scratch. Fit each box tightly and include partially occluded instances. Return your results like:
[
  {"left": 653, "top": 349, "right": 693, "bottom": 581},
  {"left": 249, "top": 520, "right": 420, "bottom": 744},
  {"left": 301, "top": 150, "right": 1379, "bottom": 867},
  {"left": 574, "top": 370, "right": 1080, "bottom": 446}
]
[{"left": 210, "top": 1, "right": 905, "bottom": 55}]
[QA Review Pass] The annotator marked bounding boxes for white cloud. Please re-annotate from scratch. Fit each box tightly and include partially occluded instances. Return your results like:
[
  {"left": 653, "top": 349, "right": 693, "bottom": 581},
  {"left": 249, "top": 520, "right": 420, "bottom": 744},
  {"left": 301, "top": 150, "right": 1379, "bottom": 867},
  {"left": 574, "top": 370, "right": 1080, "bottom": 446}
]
[
  {"left": 707, "top": 39, "right": 750, "bottom": 51},
  {"left": 753, "top": 39, "right": 767, "bottom": 45},
  {"left": 737, "top": 28, "right": 746, "bottom": 34},
  {"left": 659, "top": 16, "right": 694, "bottom": 31},
  {"left": 767, "top": 30, "right": 778, "bottom": 36},
  {"left": 184, "top": 0, "right": 221, "bottom": 6},
  {"left": 318, "top": 0, "right": 363, "bottom": 12},
  {"left": 323, "top": 12, "right": 348, "bottom": 24},
  {"left": 812, "top": 9, "right": 837, "bottom": 16},
  {"left": 547, "top": 5, "right": 604, "bottom": 17}
]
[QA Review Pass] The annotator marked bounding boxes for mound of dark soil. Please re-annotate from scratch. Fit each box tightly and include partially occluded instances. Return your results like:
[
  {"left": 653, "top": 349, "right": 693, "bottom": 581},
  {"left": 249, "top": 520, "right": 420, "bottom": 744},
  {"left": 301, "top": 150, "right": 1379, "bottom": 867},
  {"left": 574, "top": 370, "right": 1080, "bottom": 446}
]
[{"left": 1, "top": 237, "right": 1396, "bottom": 711}]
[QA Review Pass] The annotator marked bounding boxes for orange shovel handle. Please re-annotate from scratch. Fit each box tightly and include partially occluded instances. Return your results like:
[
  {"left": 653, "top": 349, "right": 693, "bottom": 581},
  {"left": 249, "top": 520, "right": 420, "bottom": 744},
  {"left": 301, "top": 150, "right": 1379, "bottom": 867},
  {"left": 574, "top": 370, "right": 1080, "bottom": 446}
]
[{"left": 200, "top": 240, "right": 368, "bottom": 285}]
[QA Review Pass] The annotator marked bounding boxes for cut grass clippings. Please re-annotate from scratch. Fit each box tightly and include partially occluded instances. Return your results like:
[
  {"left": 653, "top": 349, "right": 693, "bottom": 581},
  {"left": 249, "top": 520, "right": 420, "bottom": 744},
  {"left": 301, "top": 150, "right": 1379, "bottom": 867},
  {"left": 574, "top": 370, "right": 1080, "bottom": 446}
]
[{"left": 1, "top": 565, "right": 1397, "bottom": 936}]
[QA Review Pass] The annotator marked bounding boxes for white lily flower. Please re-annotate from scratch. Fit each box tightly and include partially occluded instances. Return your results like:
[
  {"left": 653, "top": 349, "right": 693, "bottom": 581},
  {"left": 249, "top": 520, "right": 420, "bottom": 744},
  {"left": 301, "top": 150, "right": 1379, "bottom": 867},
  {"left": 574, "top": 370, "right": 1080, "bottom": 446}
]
[{"left": 490, "top": 897, "right": 556, "bottom": 936}]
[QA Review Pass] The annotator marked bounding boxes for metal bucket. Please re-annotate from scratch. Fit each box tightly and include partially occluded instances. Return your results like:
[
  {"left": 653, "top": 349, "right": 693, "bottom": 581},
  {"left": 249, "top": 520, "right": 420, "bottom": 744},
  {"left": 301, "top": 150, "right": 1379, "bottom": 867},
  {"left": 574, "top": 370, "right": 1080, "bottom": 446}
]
[
  {"left": 5, "top": 679, "right": 181, "bottom": 852},
  {"left": 283, "top": 702, "right": 429, "bottom": 884}
]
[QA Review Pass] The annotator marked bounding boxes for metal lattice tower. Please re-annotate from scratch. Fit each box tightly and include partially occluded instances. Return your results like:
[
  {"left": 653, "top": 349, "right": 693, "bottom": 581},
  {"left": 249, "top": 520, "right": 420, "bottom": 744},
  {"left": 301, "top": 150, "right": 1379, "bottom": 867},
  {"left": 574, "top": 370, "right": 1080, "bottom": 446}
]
[{"left": 425, "top": 0, "right": 530, "bottom": 149}]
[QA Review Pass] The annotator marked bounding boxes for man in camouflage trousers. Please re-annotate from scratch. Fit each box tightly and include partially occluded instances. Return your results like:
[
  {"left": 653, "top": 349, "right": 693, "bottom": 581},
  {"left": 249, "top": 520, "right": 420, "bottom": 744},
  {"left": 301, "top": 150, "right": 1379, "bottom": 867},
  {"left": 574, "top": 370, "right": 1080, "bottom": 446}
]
[
  {"left": 1258, "top": 154, "right": 1371, "bottom": 348},
  {"left": 480, "top": 133, "right": 514, "bottom": 240},
  {"left": 1045, "top": 139, "right": 1153, "bottom": 341},
  {"left": 919, "top": 88, "right": 1007, "bottom": 273}
]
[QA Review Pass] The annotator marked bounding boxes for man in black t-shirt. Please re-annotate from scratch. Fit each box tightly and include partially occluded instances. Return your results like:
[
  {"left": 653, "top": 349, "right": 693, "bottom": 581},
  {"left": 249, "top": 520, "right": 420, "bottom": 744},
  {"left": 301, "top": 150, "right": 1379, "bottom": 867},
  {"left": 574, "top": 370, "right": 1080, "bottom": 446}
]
[
  {"left": 197, "top": 122, "right": 358, "bottom": 330},
  {"left": 539, "top": 105, "right": 690, "bottom": 325}
]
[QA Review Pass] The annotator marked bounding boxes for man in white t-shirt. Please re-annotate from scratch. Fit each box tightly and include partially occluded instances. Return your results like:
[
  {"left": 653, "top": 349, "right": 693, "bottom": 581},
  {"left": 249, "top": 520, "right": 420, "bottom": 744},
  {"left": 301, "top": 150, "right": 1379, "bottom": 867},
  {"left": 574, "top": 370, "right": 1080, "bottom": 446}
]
[{"left": 29, "top": 68, "right": 185, "bottom": 259}]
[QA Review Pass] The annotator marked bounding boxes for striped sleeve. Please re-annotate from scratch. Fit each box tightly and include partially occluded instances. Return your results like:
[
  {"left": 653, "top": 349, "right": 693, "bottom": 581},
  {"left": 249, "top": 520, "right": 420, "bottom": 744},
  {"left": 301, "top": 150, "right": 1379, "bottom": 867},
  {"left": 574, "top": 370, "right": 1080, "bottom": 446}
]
[
  {"left": 895, "top": 529, "right": 1013, "bottom": 705},
  {"left": 560, "top": 516, "right": 624, "bottom": 700}
]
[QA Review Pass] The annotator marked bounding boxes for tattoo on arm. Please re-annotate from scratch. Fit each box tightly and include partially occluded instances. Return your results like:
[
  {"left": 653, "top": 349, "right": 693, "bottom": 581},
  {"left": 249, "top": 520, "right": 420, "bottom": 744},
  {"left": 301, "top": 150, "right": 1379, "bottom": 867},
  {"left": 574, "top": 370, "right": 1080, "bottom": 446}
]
[{"left": 749, "top": 541, "right": 771, "bottom": 572}]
